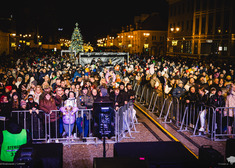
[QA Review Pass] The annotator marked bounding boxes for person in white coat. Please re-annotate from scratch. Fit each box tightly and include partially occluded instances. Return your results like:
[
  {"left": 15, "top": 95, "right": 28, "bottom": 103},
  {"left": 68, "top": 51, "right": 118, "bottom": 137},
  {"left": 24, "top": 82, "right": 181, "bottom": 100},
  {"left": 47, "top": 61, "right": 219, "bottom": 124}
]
[{"left": 224, "top": 83, "right": 235, "bottom": 137}]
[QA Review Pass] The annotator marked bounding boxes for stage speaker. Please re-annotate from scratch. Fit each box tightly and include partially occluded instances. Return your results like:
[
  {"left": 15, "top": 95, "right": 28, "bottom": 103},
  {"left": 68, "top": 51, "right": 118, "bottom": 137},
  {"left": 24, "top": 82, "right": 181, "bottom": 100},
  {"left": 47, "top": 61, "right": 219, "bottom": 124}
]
[
  {"left": 93, "top": 157, "right": 148, "bottom": 168},
  {"left": 14, "top": 143, "right": 63, "bottom": 168},
  {"left": 114, "top": 141, "right": 199, "bottom": 168},
  {"left": 226, "top": 139, "right": 235, "bottom": 158},
  {"left": 199, "top": 145, "right": 224, "bottom": 167},
  {"left": 93, "top": 102, "right": 114, "bottom": 138}
]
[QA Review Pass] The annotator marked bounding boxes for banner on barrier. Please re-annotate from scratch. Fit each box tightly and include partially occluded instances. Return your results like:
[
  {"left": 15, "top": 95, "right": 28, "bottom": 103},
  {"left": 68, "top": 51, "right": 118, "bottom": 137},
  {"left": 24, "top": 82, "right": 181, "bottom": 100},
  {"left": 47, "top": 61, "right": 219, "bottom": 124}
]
[{"left": 79, "top": 52, "right": 129, "bottom": 66}]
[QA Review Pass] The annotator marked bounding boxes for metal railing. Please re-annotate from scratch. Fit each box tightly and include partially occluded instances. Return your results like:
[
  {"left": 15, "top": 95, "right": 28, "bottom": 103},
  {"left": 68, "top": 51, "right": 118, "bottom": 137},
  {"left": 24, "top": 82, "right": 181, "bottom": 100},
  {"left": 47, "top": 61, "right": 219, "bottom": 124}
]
[
  {"left": 10, "top": 101, "right": 138, "bottom": 144},
  {"left": 134, "top": 81, "right": 235, "bottom": 141},
  {"left": 212, "top": 107, "right": 235, "bottom": 141},
  {"left": 11, "top": 110, "right": 47, "bottom": 141}
]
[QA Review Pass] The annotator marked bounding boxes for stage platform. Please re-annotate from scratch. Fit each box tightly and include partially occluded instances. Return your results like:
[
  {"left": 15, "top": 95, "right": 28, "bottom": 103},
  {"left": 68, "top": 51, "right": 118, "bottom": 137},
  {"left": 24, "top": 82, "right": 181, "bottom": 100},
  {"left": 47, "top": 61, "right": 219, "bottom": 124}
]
[{"left": 62, "top": 103, "right": 226, "bottom": 168}]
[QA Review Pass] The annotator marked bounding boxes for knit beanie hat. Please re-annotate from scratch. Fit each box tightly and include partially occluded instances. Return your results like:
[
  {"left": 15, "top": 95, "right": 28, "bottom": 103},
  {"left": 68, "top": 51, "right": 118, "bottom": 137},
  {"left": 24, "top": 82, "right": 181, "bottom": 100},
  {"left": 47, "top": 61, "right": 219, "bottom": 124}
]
[
  {"left": 100, "top": 88, "right": 108, "bottom": 97},
  {"left": 5, "top": 86, "right": 12, "bottom": 92}
]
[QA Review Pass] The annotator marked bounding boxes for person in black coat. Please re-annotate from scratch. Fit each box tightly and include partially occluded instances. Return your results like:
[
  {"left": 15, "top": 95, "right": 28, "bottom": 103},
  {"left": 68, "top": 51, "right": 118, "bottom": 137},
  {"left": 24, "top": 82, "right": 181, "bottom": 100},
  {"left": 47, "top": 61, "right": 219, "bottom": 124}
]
[
  {"left": 209, "top": 89, "right": 225, "bottom": 108},
  {"left": 110, "top": 87, "right": 124, "bottom": 111},
  {"left": 94, "top": 88, "right": 111, "bottom": 103},
  {"left": 184, "top": 86, "right": 198, "bottom": 105},
  {"left": 26, "top": 95, "right": 44, "bottom": 139},
  {"left": 183, "top": 86, "right": 198, "bottom": 126},
  {"left": 209, "top": 89, "right": 225, "bottom": 134},
  {"left": 126, "top": 83, "right": 135, "bottom": 103},
  {"left": 0, "top": 95, "right": 12, "bottom": 120},
  {"left": 197, "top": 87, "right": 209, "bottom": 109},
  {"left": 119, "top": 82, "right": 128, "bottom": 105}
]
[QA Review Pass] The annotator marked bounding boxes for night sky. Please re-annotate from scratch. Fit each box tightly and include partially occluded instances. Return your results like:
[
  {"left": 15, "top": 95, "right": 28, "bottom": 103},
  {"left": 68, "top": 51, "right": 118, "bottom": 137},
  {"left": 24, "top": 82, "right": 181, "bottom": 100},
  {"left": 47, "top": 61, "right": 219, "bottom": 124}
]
[{"left": 1, "top": 0, "right": 168, "bottom": 44}]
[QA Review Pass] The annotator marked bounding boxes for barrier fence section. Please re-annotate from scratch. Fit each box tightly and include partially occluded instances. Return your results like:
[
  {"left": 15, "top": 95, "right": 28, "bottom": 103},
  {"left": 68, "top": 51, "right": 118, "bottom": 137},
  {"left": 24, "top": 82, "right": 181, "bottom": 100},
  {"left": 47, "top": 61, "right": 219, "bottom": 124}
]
[
  {"left": 10, "top": 101, "right": 138, "bottom": 144},
  {"left": 212, "top": 107, "right": 235, "bottom": 141},
  {"left": 133, "top": 81, "right": 235, "bottom": 141},
  {"left": 11, "top": 110, "right": 47, "bottom": 141}
]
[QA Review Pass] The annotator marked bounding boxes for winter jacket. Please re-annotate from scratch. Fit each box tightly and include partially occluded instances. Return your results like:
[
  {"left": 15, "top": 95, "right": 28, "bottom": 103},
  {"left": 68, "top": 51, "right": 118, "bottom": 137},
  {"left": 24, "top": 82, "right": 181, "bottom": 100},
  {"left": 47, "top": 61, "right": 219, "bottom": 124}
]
[
  {"left": 77, "top": 94, "right": 94, "bottom": 109},
  {"left": 26, "top": 101, "right": 39, "bottom": 110},
  {"left": 150, "top": 77, "right": 160, "bottom": 89},
  {"left": 197, "top": 93, "right": 209, "bottom": 109},
  {"left": 209, "top": 94, "right": 225, "bottom": 108},
  {"left": 39, "top": 95, "right": 61, "bottom": 122},
  {"left": 110, "top": 93, "right": 124, "bottom": 108},
  {"left": 127, "top": 89, "right": 135, "bottom": 102},
  {"left": 184, "top": 92, "right": 198, "bottom": 104},
  {"left": 59, "top": 106, "right": 78, "bottom": 124},
  {"left": 172, "top": 86, "right": 186, "bottom": 98},
  {"left": 225, "top": 91, "right": 235, "bottom": 117},
  {"left": 0, "top": 102, "right": 12, "bottom": 119}
]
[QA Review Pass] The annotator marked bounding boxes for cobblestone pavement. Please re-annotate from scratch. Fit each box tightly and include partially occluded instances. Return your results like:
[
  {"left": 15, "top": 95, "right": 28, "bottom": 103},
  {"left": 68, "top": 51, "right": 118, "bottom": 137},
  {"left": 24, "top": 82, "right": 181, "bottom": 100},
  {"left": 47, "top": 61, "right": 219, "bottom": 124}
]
[{"left": 63, "top": 123, "right": 157, "bottom": 168}]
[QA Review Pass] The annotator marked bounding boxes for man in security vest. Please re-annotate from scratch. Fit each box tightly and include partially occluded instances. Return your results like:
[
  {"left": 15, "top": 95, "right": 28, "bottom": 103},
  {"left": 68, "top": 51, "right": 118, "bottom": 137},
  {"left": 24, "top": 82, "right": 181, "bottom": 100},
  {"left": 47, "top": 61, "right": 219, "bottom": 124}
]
[{"left": 0, "top": 120, "right": 31, "bottom": 162}]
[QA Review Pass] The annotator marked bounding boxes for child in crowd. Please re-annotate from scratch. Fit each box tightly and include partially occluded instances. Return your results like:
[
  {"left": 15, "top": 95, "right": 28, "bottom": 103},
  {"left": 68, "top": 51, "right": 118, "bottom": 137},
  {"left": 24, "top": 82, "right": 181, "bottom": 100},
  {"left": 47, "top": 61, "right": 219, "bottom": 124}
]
[{"left": 60, "top": 91, "right": 78, "bottom": 140}]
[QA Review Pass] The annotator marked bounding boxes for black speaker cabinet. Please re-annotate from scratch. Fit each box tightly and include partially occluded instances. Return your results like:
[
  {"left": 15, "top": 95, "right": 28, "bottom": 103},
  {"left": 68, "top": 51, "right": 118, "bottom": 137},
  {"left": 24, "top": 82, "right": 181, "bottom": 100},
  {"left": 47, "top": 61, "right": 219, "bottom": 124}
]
[
  {"left": 199, "top": 145, "right": 224, "bottom": 167},
  {"left": 226, "top": 139, "right": 235, "bottom": 158},
  {"left": 93, "top": 157, "right": 148, "bottom": 168},
  {"left": 14, "top": 143, "right": 63, "bottom": 168},
  {"left": 114, "top": 141, "right": 199, "bottom": 168}
]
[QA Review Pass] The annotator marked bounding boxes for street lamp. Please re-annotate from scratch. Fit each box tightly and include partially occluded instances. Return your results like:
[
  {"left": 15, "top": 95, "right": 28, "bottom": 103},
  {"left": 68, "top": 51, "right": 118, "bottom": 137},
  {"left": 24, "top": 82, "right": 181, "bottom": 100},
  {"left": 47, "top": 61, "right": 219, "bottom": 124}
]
[
  {"left": 143, "top": 33, "right": 150, "bottom": 37},
  {"left": 170, "top": 27, "right": 180, "bottom": 57},
  {"left": 170, "top": 27, "right": 180, "bottom": 32},
  {"left": 143, "top": 33, "right": 150, "bottom": 55}
]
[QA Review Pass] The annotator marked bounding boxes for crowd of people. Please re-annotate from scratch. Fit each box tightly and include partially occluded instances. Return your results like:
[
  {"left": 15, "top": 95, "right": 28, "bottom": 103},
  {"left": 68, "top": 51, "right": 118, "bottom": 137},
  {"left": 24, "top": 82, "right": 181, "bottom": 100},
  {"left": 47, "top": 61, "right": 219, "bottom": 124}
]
[
  {"left": 0, "top": 51, "right": 136, "bottom": 142},
  {"left": 0, "top": 51, "right": 235, "bottom": 141}
]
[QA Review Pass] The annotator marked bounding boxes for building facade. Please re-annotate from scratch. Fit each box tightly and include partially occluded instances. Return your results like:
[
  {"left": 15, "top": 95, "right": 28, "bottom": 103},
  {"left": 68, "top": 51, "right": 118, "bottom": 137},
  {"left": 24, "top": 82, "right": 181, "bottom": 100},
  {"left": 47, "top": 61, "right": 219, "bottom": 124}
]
[
  {"left": 167, "top": 0, "right": 235, "bottom": 58},
  {"left": 0, "top": 30, "right": 10, "bottom": 55},
  {"left": 116, "top": 29, "right": 167, "bottom": 56},
  {"left": 97, "top": 13, "right": 167, "bottom": 56}
]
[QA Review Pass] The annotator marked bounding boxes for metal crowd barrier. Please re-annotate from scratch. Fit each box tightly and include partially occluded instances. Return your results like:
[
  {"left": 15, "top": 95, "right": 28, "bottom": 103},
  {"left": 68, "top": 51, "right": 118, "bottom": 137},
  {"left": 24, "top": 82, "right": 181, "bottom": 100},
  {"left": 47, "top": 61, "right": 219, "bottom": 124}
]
[
  {"left": 48, "top": 109, "right": 105, "bottom": 144},
  {"left": 10, "top": 101, "right": 138, "bottom": 144},
  {"left": 116, "top": 101, "right": 139, "bottom": 141},
  {"left": 11, "top": 110, "right": 47, "bottom": 141},
  {"left": 190, "top": 105, "right": 215, "bottom": 139},
  {"left": 135, "top": 84, "right": 180, "bottom": 125},
  {"left": 177, "top": 104, "right": 214, "bottom": 139},
  {"left": 212, "top": 107, "right": 235, "bottom": 141},
  {"left": 134, "top": 81, "right": 235, "bottom": 141}
]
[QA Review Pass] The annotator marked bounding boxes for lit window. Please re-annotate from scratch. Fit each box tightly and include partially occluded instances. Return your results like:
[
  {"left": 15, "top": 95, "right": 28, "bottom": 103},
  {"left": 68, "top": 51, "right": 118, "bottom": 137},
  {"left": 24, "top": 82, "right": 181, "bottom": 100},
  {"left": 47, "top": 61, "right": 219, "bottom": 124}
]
[
  {"left": 11, "top": 43, "right": 16, "bottom": 47},
  {"left": 172, "top": 40, "right": 178, "bottom": 46},
  {"left": 218, "top": 46, "right": 223, "bottom": 51},
  {"left": 143, "top": 33, "right": 150, "bottom": 37},
  {"left": 144, "top": 44, "right": 149, "bottom": 48}
]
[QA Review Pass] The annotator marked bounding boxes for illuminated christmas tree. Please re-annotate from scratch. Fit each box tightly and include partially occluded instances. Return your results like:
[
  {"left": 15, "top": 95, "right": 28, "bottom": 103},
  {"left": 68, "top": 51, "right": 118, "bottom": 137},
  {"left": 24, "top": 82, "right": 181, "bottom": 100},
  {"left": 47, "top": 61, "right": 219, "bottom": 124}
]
[{"left": 69, "top": 23, "right": 84, "bottom": 54}]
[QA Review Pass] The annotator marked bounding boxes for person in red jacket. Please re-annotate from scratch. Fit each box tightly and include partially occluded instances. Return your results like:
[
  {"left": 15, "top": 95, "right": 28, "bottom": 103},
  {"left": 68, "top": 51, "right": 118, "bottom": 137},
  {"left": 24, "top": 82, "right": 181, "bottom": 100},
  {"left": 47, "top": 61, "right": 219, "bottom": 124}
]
[{"left": 39, "top": 92, "right": 61, "bottom": 142}]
